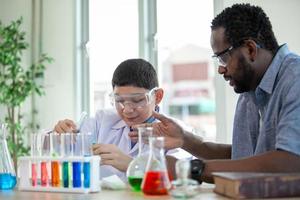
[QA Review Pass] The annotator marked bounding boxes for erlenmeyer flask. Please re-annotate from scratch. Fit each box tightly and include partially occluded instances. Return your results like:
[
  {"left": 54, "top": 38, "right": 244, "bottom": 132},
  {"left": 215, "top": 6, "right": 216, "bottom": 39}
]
[
  {"left": 0, "top": 123, "right": 17, "bottom": 190},
  {"left": 126, "top": 126, "right": 152, "bottom": 191},
  {"left": 141, "top": 136, "right": 171, "bottom": 195}
]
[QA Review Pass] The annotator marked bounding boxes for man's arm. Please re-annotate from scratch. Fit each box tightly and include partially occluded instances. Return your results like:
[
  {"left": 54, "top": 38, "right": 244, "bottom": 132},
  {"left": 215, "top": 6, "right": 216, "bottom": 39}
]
[
  {"left": 198, "top": 150, "right": 300, "bottom": 183},
  {"left": 148, "top": 111, "right": 231, "bottom": 160},
  {"left": 182, "top": 130, "right": 232, "bottom": 159}
]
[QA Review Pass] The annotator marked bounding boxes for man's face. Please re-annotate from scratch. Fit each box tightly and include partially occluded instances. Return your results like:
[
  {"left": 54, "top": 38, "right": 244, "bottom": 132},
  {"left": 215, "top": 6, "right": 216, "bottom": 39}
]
[
  {"left": 210, "top": 27, "right": 256, "bottom": 93},
  {"left": 111, "top": 86, "right": 157, "bottom": 127}
]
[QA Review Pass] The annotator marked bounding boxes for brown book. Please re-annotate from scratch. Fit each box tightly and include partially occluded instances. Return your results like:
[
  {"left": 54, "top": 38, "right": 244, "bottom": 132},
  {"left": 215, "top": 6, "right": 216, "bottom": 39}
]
[{"left": 212, "top": 172, "right": 300, "bottom": 199}]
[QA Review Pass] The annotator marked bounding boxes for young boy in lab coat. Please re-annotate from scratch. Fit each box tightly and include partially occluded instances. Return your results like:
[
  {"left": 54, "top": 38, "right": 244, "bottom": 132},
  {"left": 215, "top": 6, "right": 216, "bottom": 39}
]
[{"left": 54, "top": 58, "right": 164, "bottom": 180}]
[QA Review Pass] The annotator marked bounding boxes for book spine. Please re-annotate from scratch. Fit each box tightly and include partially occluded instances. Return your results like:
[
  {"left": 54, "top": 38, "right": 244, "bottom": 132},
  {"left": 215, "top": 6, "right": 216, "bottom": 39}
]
[{"left": 239, "top": 177, "right": 300, "bottom": 198}]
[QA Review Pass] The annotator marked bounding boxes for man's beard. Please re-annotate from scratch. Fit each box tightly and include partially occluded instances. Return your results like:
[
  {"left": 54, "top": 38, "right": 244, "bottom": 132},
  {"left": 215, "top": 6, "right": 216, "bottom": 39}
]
[{"left": 233, "top": 55, "right": 255, "bottom": 93}]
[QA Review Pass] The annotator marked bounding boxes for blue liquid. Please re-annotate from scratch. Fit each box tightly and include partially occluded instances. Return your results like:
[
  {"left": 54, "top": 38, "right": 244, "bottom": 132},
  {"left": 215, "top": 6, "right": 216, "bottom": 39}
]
[
  {"left": 72, "top": 162, "right": 82, "bottom": 187},
  {"left": 83, "top": 162, "right": 90, "bottom": 188},
  {"left": 0, "top": 173, "right": 17, "bottom": 190}
]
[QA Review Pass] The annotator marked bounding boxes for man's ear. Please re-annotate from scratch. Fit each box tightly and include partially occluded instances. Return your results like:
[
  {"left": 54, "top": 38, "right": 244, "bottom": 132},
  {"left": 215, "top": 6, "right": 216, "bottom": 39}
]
[
  {"left": 155, "top": 88, "right": 164, "bottom": 105},
  {"left": 245, "top": 39, "right": 259, "bottom": 62}
]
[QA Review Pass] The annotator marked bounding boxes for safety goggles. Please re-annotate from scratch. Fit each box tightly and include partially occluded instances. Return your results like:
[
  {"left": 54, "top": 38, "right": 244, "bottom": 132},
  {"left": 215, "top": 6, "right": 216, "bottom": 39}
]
[{"left": 109, "top": 87, "right": 158, "bottom": 109}]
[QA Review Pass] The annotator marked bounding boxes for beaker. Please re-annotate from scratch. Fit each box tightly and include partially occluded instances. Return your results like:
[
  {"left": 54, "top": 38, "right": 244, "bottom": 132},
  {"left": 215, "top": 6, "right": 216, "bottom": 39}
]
[
  {"left": 126, "top": 126, "right": 152, "bottom": 191},
  {"left": 141, "top": 136, "right": 171, "bottom": 195},
  {"left": 0, "top": 123, "right": 17, "bottom": 190}
]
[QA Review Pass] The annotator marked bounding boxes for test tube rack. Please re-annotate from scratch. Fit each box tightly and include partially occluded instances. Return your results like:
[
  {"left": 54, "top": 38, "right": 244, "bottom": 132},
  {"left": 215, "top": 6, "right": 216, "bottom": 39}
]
[{"left": 18, "top": 156, "right": 101, "bottom": 193}]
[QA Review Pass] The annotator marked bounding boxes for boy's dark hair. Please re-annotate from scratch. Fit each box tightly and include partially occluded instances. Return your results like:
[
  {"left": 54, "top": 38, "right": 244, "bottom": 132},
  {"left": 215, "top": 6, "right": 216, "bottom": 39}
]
[
  {"left": 211, "top": 3, "right": 279, "bottom": 54},
  {"left": 112, "top": 58, "right": 158, "bottom": 89}
]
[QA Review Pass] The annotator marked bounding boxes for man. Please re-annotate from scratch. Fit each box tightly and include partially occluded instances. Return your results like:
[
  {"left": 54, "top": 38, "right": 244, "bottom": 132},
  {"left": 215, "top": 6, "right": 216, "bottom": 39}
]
[
  {"left": 54, "top": 58, "right": 164, "bottom": 180},
  {"left": 131, "top": 3, "right": 300, "bottom": 183}
]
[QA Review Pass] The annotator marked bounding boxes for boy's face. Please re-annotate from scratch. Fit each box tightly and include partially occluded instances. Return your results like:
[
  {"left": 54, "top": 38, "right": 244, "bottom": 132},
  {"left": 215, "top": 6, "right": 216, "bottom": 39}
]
[{"left": 112, "top": 86, "right": 158, "bottom": 127}]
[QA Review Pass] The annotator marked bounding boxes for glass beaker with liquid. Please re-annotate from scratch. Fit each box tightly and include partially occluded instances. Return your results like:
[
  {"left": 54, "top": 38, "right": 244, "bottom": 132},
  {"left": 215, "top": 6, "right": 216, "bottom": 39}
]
[
  {"left": 126, "top": 126, "right": 152, "bottom": 191},
  {"left": 141, "top": 136, "right": 171, "bottom": 195},
  {"left": 0, "top": 123, "right": 17, "bottom": 190}
]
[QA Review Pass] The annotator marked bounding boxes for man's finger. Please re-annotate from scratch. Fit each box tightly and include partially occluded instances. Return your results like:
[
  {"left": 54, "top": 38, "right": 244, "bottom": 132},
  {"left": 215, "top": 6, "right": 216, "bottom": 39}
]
[{"left": 152, "top": 111, "right": 171, "bottom": 124}]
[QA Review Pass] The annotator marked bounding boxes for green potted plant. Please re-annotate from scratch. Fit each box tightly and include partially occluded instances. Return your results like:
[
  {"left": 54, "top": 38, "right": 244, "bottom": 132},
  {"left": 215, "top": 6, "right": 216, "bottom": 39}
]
[{"left": 0, "top": 18, "right": 52, "bottom": 171}]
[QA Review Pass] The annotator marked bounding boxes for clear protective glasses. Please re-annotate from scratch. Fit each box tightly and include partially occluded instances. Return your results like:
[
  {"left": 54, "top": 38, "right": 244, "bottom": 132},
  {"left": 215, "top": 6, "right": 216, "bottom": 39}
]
[
  {"left": 212, "top": 39, "right": 261, "bottom": 67},
  {"left": 109, "top": 87, "right": 158, "bottom": 110},
  {"left": 212, "top": 46, "right": 234, "bottom": 67}
]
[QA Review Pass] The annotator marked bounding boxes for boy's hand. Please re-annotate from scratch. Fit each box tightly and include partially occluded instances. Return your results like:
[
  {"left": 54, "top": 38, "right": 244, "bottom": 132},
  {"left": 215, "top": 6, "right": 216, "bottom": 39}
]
[
  {"left": 92, "top": 144, "right": 132, "bottom": 172},
  {"left": 54, "top": 119, "right": 77, "bottom": 133}
]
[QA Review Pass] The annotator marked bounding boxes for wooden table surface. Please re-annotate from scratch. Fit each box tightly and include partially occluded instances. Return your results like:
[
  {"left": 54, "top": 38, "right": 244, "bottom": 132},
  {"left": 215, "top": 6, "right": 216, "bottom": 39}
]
[
  {"left": 0, "top": 184, "right": 299, "bottom": 200},
  {"left": 0, "top": 184, "right": 227, "bottom": 200}
]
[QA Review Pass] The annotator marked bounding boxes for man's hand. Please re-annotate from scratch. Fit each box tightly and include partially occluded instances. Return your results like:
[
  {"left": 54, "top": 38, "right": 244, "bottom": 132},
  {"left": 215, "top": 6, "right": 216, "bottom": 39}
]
[
  {"left": 92, "top": 144, "right": 132, "bottom": 172},
  {"left": 129, "top": 111, "right": 185, "bottom": 150},
  {"left": 54, "top": 119, "right": 77, "bottom": 133}
]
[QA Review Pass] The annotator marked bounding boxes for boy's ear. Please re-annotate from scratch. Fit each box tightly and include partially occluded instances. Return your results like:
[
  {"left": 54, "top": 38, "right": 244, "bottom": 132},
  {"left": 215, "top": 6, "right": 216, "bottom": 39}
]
[{"left": 155, "top": 88, "right": 164, "bottom": 104}]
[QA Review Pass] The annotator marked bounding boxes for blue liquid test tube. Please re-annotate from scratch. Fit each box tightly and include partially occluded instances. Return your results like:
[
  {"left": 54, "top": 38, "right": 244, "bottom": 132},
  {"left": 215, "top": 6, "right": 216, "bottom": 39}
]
[
  {"left": 83, "top": 132, "right": 93, "bottom": 188},
  {"left": 72, "top": 132, "right": 82, "bottom": 188},
  {"left": 83, "top": 159, "right": 90, "bottom": 188},
  {"left": 72, "top": 162, "right": 81, "bottom": 187}
]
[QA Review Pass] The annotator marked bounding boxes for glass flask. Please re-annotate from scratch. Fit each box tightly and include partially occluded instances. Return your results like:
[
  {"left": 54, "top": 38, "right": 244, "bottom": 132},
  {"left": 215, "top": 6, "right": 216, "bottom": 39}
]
[
  {"left": 0, "top": 123, "right": 17, "bottom": 190},
  {"left": 126, "top": 126, "right": 152, "bottom": 191},
  {"left": 141, "top": 136, "right": 171, "bottom": 195},
  {"left": 169, "top": 159, "right": 199, "bottom": 198}
]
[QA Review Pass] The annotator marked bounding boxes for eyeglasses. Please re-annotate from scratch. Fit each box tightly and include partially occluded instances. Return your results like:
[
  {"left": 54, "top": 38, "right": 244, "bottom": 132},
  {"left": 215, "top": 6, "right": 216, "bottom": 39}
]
[
  {"left": 109, "top": 87, "right": 158, "bottom": 110},
  {"left": 212, "top": 46, "right": 235, "bottom": 67},
  {"left": 212, "top": 39, "right": 261, "bottom": 67}
]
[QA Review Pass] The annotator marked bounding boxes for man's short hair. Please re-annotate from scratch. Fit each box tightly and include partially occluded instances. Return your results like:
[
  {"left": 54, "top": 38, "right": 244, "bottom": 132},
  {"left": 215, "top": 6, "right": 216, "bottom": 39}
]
[
  {"left": 112, "top": 58, "right": 158, "bottom": 90},
  {"left": 211, "top": 3, "right": 279, "bottom": 54}
]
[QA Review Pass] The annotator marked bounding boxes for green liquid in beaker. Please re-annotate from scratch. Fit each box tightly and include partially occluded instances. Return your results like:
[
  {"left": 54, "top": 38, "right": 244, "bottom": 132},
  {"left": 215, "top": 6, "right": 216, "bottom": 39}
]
[{"left": 128, "top": 176, "right": 143, "bottom": 191}]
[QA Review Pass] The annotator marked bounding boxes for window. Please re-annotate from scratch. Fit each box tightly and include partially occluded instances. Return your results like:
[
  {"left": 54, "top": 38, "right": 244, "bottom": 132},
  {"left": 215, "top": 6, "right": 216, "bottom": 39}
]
[
  {"left": 89, "top": 0, "right": 139, "bottom": 112},
  {"left": 88, "top": 0, "right": 216, "bottom": 141},
  {"left": 157, "top": 0, "right": 215, "bottom": 141}
]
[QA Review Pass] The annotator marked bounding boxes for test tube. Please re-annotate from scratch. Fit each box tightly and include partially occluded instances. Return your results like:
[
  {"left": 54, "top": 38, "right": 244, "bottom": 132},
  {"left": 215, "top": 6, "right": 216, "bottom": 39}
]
[
  {"left": 62, "top": 133, "right": 72, "bottom": 188},
  {"left": 30, "top": 133, "right": 41, "bottom": 186},
  {"left": 51, "top": 133, "right": 61, "bottom": 187},
  {"left": 41, "top": 133, "right": 50, "bottom": 186},
  {"left": 72, "top": 133, "right": 82, "bottom": 188},
  {"left": 82, "top": 132, "right": 93, "bottom": 188}
]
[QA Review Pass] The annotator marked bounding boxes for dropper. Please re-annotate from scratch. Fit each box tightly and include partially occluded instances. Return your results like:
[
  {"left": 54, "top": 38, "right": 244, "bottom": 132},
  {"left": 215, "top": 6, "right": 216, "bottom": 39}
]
[{"left": 75, "top": 111, "right": 88, "bottom": 133}]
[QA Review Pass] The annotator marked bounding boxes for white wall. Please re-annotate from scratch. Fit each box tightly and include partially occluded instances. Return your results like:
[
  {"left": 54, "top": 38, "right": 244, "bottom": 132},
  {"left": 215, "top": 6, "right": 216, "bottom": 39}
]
[
  {"left": 0, "top": 0, "right": 76, "bottom": 129},
  {"left": 37, "top": 0, "right": 76, "bottom": 129},
  {"left": 215, "top": 0, "right": 300, "bottom": 143}
]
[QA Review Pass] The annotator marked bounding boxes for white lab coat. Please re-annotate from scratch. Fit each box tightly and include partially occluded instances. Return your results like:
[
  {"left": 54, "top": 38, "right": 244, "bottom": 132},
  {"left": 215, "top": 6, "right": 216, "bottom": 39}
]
[{"left": 80, "top": 109, "right": 146, "bottom": 181}]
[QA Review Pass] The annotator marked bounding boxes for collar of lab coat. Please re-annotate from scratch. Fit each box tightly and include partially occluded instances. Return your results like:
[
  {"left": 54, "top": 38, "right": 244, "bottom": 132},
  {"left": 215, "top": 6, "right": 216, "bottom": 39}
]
[{"left": 111, "top": 119, "right": 128, "bottom": 130}]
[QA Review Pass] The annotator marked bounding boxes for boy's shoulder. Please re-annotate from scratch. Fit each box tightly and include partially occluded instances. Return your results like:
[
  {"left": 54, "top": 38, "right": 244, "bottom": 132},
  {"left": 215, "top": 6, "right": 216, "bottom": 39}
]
[{"left": 94, "top": 109, "right": 125, "bottom": 128}]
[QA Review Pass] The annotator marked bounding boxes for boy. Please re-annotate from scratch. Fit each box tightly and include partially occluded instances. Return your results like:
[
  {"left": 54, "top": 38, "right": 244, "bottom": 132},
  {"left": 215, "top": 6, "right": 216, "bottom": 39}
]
[{"left": 54, "top": 58, "right": 164, "bottom": 180}]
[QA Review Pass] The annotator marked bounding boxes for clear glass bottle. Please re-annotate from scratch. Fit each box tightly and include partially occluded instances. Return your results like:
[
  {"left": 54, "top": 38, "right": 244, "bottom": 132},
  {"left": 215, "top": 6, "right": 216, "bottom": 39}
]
[
  {"left": 169, "top": 159, "right": 199, "bottom": 198},
  {"left": 126, "top": 126, "right": 152, "bottom": 191},
  {"left": 141, "top": 136, "right": 171, "bottom": 195},
  {"left": 0, "top": 123, "right": 17, "bottom": 190}
]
